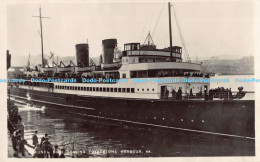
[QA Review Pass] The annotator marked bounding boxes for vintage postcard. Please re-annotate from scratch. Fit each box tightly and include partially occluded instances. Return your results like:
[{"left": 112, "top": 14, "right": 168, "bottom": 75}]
[{"left": 1, "top": 0, "right": 259, "bottom": 161}]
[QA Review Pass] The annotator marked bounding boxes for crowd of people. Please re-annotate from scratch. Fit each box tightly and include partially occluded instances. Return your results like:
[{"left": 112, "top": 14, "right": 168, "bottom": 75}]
[
  {"left": 22, "top": 69, "right": 211, "bottom": 81},
  {"left": 8, "top": 100, "right": 65, "bottom": 158},
  {"left": 10, "top": 126, "right": 28, "bottom": 157},
  {"left": 163, "top": 86, "right": 244, "bottom": 101},
  {"left": 32, "top": 132, "right": 65, "bottom": 158},
  {"left": 164, "top": 87, "right": 183, "bottom": 100},
  {"left": 8, "top": 101, "right": 22, "bottom": 125},
  {"left": 209, "top": 87, "right": 233, "bottom": 99},
  {"left": 9, "top": 126, "right": 66, "bottom": 158},
  {"left": 157, "top": 72, "right": 210, "bottom": 78},
  {"left": 8, "top": 100, "right": 27, "bottom": 157}
]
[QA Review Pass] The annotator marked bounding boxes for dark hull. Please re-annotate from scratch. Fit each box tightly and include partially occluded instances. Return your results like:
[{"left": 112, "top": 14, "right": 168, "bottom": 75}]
[{"left": 10, "top": 87, "right": 255, "bottom": 138}]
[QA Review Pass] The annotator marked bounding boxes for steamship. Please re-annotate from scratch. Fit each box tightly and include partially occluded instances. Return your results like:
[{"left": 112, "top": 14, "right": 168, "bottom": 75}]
[{"left": 8, "top": 3, "right": 254, "bottom": 139}]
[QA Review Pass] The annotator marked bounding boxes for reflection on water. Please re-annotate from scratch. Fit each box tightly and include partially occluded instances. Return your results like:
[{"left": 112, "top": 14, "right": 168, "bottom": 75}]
[{"left": 15, "top": 99, "right": 254, "bottom": 157}]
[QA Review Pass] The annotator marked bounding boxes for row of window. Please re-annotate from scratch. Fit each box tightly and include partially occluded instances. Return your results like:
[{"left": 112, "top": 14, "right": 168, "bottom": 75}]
[
  {"left": 137, "top": 88, "right": 155, "bottom": 91},
  {"left": 55, "top": 85, "right": 135, "bottom": 93},
  {"left": 20, "top": 82, "right": 157, "bottom": 93}
]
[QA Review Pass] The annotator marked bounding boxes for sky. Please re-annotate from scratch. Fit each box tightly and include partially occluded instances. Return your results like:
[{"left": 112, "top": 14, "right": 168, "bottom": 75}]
[{"left": 7, "top": 0, "right": 253, "bottom": 62}]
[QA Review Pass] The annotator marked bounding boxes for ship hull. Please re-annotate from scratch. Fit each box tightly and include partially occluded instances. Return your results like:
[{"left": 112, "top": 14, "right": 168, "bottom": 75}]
[{"left": 9, "top": 87, "right": 255, "bottom": 139}]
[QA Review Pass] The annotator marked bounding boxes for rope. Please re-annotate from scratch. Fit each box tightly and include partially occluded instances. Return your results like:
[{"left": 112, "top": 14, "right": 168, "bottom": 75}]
[
  {"left": 202, "top": 41, "right": 222, "bottom": 72},
  {"left": 172, "top": 4, "right": 191, "bottom": 62},
  {"left": 151, "top": 4, "right": 165, "bottom": 38}
]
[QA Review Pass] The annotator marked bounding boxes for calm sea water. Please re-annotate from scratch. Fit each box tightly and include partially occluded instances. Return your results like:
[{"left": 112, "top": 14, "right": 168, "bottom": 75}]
[{"left": 14, "top": 75, "right": 255, "bottom": 158}]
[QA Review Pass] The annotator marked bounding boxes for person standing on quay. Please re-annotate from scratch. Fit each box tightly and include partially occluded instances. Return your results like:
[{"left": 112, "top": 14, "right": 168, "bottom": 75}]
[
  {"left": 53, "top": 145, "right": 59, "bottom": 158},
  {"left": 12, "top": 129, "right": 19, "bottom": 152},
  {"left": 60, "top": 148, "right": 65, "bottom": 158},
  {"left": 32, "top": 131, "right": 39, "bottom": 147},
  {"left": 40, "top": 133, "right": 48, "bottom": 148},
  {"left": 40, "top": 133, "right": 48, "bottom": 156}
]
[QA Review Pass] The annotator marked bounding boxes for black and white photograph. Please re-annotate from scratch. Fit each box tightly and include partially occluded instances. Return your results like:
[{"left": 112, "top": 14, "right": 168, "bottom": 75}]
[{"left": 2, "top": 0, "right": 260, "bottom": 161}]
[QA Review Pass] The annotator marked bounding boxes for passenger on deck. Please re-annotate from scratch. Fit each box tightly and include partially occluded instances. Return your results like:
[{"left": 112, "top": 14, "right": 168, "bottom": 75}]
[
  {"left": 197, "top": 91, "right": 202, "bottom": 97},
  {"left": 228, "top": 88, "right": 233, "bottom": 99},
  {"left": 177, "top": 88, "right": 182, "bottom": 100},
  {"left": 190, "top": 88, "right": 193, "bottom": 96},
  {"left": 165, "top": 88, "right": 169, "bottom": 100},
  {"left": 172, "top": 89, "right": 176, "bottom": 100}
]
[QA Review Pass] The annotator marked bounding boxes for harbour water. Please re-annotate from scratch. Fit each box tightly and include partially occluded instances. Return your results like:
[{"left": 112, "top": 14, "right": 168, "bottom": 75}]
[{"left": 13, "top": 75, "right": 255, "bottom": 157}]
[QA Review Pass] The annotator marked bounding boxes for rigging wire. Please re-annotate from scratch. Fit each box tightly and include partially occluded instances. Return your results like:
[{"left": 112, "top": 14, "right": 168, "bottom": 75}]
[
  {"left": 202, "top": 41, "right": 222, "bottom": 73},
  {"left": 172, "top": 4, "right": 191, "bottom": 63},
  {"left": 151, "top": 4, "right": 165, "bottom": 38}
]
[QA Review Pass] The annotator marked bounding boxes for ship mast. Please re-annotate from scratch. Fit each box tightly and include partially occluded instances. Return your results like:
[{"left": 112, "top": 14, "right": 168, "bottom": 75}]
[
  {"left": 33, "top": 6, "right": 50, "bottom": 67},
  {"left": 168, "top": 2, "right": 173, "bottom": 62}
]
